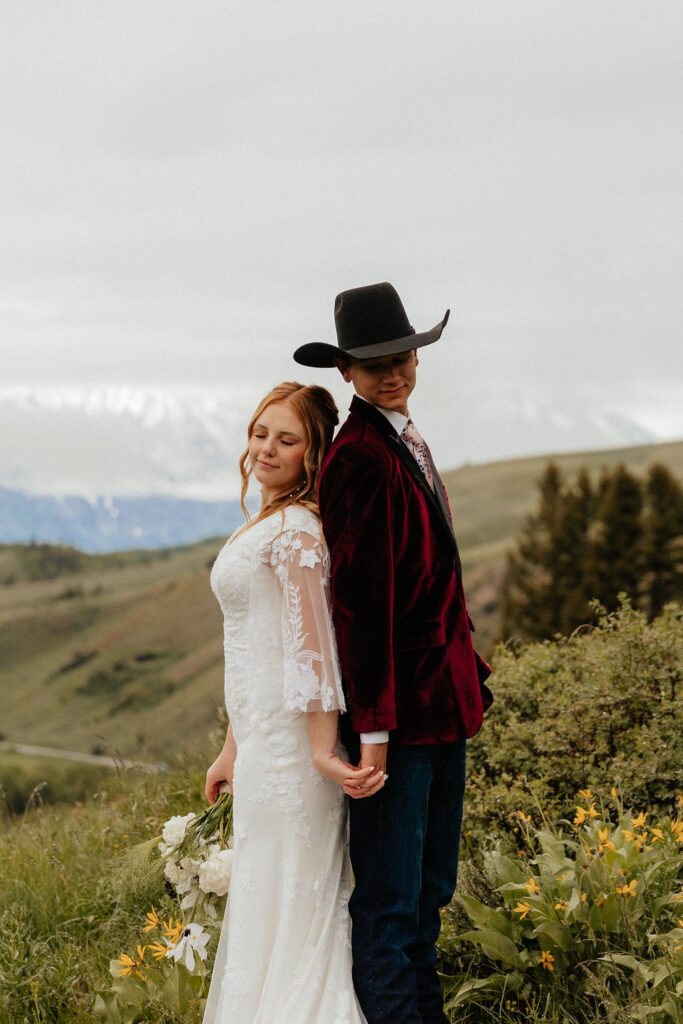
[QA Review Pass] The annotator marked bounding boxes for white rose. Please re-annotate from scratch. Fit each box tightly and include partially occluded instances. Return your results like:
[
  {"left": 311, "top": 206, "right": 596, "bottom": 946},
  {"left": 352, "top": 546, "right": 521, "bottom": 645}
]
[
  {"left": 160, "top": 812, "right": 195, "bottom": 852},
  {"left": 198, "top": 848, "right": 234, "bottom": 896}
]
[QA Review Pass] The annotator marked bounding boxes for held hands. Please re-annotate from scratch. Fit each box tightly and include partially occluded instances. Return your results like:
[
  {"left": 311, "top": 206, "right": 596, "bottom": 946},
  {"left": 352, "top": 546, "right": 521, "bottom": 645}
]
[
  {"left": 313, "top": 750, "right": 387, "bottom": 800},
  {"left": 307, "top": 709, "right": 387, "bottom": 800},
  {"left": 342, "top": 740, "right": 388, "bottom": 799}
]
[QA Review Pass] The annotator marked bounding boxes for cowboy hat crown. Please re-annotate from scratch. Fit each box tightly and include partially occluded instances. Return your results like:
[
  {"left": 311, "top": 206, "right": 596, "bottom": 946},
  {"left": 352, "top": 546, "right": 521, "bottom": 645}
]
[{"left": 293, "top": 282, "right": 449, "bottom": 368}]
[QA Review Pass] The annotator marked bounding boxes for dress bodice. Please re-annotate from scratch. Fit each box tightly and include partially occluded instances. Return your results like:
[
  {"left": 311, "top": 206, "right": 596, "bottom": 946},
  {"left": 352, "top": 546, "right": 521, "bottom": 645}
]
[{"left": 210, "top": 505, "right": 345, "bottom": 724}]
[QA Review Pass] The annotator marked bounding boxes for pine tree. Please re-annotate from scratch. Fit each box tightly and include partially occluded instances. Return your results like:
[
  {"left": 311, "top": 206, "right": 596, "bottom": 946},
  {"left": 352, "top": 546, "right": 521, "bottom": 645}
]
[
  {"left": 642, "top": 463, "right": 683, "bottom": 616},
  {"left": 583, "top": 464, "right": 643, "bottom": 611},
  {"left": 501, "top": 461, "right": 681, "bottom": 642},
  {"left": 555, "top": 468, "right": 594, "bottom": 633},
  {"left": 502, "top": 463, "right": 564, "bottom": 640}
]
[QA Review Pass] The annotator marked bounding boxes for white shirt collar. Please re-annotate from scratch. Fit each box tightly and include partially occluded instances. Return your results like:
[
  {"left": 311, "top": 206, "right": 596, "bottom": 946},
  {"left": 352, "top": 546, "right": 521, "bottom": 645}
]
[{"left": 357, "top": 394, "right": 409, "bottom": 435}]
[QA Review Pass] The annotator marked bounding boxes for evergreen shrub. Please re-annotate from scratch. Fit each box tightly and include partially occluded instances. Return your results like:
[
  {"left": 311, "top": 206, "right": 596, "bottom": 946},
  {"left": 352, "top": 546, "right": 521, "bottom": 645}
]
[{"left": 466, "top": 599, "right": 682, "bottom": 839}]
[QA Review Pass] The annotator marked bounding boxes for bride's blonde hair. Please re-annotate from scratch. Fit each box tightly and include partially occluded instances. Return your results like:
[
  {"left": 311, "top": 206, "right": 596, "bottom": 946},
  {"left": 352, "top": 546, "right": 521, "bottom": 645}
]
[{"left": 239, "top": 382, "right": 338, "bottom": 528}]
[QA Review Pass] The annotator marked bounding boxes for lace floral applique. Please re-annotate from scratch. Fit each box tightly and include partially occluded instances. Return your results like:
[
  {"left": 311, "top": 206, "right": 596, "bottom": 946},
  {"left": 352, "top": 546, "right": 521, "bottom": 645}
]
[
  {"left": 278, "top": 862, "right": 303, "bottom": 907},
  {"left": 257, "top": 522, "right": 346, "bottom": 715}
]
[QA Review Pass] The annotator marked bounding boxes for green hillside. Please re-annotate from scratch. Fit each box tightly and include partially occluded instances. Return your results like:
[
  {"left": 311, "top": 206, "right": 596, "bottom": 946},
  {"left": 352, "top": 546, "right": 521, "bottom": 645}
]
[{"left": 1, "top": 439, "right": 680, "bottom": 761}]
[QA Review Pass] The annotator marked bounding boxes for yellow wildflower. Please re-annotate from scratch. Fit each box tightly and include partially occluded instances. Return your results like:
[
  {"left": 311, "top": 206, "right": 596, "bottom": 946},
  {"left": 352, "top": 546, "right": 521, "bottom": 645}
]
[
  {"left": 616, "top": 879, "right": 637, "bottom": 897},
  {"left": 621, "top": 829, "right": 637, "bottom": 843},
  {"left": 578, "top": 789, "right": 593, "bottom": 800},
  {"left": 587, "top": 803, "right": 599, "bottom": 819},
  {"left": 650, "top": 827, "right": 664, "bottom": 843},
  {"left": 581, "top": 893, "right": 588, "bottom": 903},
  {"left": 573, "top": 806, "right": 587, "bottom": 825},
  {"left": 526, "top": 877, "right": 540, "bottom": 894},
  {"left": 596, "top": 896, "right": 606, "bottom": 907},
  {"left": 598, "top": 828, "right": 616, "bottom": 852},
  {"left": 555, "top": 872, "right": 567, "bottom": 883},
  {"left": 611, "top": 787, "right": 618, "bottom": 798},
  {"left": 631, "top": 811, "right": 647, "bottom": 829},
  {"left": 149, "top": 940, "right": 169, "bottom": 961},
  {"left": 514, "top": 901, "right": 532, "bottom": 920},
  {"left": 554, "top": 901, "right": 567, "bottom": 911},
  {"left": 115, "top": 945, "right": 148, "bottom": 979},
  {"left": 540, "top": 950, "right": 555, "bottom": 971},
  {"left": 670, "top": 819, "right": 683, "bottom": 841},
  {"left": 162, "top": 917, "right": 184, "bottom": 942},
  {"left": 143, "top": 906, "right": 161, "bottom": 933},
  {"left": 675, "top": 887, "right": 683, "bottom": 903}
]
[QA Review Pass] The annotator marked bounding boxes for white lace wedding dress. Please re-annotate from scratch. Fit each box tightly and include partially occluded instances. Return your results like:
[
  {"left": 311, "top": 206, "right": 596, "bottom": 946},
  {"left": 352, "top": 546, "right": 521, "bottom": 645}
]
[{"left": 202, "top": 505, "right": 366, "bottom": 1024}]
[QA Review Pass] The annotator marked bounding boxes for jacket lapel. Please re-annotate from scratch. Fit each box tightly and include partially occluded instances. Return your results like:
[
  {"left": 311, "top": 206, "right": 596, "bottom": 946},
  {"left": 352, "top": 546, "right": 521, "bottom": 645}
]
[{"left": 349, "top": 397, "right": 463, "bottom": 581}]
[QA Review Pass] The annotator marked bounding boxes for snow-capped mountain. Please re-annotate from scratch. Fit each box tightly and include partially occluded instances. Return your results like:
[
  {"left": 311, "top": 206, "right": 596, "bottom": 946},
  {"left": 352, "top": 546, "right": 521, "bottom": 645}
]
[
  {"left": 0, "top": 383, "right": 659, "bottom": 502},
  {"left": 0, "top": 383, "right": 664, "bottom": 551},
  {"left": 0, "top": 486, "right": 244, "bottom": 552},
  {"left": 0, "top": 385, "right": 255, "bottom": 500}
]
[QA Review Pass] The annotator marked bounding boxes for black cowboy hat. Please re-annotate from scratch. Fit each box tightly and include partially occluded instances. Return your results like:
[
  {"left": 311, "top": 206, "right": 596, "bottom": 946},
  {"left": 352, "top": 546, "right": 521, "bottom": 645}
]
[{"left": 293, "top": 282, "right": 449, "bottom": 368}]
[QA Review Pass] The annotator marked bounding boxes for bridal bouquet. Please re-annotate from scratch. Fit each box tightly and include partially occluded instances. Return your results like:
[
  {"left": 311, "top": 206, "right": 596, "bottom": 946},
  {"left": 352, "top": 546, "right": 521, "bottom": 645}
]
[
  {"left": 158, "top": 788, "right": 235, "bottom": 919},
  {"left": 94, "top": 790, "right": 233, "bottom": 1023}
]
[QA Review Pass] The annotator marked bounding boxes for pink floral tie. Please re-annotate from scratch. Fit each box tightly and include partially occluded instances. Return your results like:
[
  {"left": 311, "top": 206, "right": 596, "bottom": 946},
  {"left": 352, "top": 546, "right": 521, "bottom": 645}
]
[{"left": 400, "top": 420, "right": 434, "bottom": 491}]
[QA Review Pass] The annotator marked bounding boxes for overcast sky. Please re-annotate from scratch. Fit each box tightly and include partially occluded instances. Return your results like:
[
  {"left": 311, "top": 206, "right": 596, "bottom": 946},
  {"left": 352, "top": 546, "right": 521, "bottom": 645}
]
[{"left": 1, "top": 0, "right": 682, "bottom": 479}]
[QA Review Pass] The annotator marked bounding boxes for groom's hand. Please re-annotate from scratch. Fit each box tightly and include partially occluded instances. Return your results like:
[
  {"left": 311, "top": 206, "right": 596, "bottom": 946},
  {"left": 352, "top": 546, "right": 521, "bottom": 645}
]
[
  {"left": 357, "top": 741, "right": 388, "bottom": 788},
  {"left": 342, "top": 741, "right": 388, "bottom": 798}
]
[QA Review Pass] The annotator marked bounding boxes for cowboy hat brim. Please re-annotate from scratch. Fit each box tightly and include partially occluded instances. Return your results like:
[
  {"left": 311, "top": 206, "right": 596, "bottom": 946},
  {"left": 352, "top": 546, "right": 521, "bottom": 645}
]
[{"left": 293, "top": 310, "right": 450, "bottom": 368}]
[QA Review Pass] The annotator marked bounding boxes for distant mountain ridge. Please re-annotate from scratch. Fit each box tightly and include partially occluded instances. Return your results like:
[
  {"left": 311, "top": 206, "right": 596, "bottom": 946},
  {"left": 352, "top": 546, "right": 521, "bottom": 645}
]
[{"left": 0, "top": 486, "right": 244, "bottom": 552}]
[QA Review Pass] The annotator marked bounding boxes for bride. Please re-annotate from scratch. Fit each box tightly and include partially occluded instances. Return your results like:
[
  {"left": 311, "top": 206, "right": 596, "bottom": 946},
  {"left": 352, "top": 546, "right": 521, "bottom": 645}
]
[{"left": 202, "top": 382, "right": 385, "bottom": 1024}]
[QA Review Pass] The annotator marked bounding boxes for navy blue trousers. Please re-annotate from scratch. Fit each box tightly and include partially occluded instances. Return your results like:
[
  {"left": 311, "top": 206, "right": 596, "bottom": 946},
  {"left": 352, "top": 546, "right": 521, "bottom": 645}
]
[{"left": 348, "top": 741, "right": 467, "bottom": 1024}]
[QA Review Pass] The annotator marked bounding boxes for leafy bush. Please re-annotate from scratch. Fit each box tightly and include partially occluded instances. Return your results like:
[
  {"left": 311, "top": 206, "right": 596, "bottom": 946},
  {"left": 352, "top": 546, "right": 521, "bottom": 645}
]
[
  {"left": 442, "top": 789, "right": 683, "bottom": 1022},
  {"left": 466, "top": 600, "right": 682, "bottom": 839}
]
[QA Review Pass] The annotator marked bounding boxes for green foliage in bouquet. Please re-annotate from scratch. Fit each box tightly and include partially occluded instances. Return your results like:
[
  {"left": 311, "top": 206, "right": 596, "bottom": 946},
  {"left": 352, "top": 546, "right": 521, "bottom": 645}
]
[
  {"left": 466, "top": 599, "right": 682, "bottom": 840},
  {"left": 441, "top": 789, "right": 683, "bottom": 1023}
]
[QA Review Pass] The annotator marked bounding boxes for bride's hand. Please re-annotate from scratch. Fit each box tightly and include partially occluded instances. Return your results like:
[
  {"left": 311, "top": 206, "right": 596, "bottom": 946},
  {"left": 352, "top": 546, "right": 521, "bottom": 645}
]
[
  {"left": 307, "top": 708, "right": 387, "bottom": 798},
  {"left": 313, "top": 752, "right": 387, "bottom": 798},
  {"left": 205, "top": 723, "right": 237, "bottom": 804}
]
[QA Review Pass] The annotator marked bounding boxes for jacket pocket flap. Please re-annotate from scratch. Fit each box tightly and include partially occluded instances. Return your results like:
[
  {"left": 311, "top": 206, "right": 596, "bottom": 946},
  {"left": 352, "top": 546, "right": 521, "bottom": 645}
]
[{"left": 396, "top": 620, "right": 446, "bottom": 651}]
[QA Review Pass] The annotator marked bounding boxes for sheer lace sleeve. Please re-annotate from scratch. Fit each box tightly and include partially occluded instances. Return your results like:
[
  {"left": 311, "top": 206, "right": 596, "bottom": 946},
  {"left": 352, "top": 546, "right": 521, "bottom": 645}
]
[{"left": 261, "top": 521, "right": 347, "bottom": 714}]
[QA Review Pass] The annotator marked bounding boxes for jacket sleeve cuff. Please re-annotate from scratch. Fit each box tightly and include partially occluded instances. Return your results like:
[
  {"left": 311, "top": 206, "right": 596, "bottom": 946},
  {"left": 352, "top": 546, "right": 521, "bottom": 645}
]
[{"left": 360, "top": 731, "right": 390, "bottom": 744}]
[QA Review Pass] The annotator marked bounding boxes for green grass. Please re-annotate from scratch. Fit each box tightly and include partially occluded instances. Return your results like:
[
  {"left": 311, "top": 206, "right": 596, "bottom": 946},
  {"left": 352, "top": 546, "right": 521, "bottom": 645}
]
[
  {"left": 0, "top": 750, "right": 113, "bottom": 814},
  {"left": 0, "top": 762, "right": 205, "bottom": 1023}
]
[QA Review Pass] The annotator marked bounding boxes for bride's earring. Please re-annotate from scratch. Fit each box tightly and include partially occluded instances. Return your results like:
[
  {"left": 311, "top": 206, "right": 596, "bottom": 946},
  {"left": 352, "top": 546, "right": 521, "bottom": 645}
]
[{"left": 286, "top": 480, "right": 306, "bottom": 499}]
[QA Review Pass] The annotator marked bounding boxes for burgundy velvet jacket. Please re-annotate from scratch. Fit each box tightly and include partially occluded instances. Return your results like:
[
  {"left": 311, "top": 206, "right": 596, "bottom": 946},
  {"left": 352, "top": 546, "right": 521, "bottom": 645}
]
[{"left": 318, "top": 396, "right": 492, "bottom": 745}]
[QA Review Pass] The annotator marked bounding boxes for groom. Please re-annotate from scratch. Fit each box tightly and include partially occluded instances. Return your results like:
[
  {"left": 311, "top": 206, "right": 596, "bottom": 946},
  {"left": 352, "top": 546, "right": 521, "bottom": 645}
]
[{"left": 294, "top": 282, "right": 492, "bottom": 1024}]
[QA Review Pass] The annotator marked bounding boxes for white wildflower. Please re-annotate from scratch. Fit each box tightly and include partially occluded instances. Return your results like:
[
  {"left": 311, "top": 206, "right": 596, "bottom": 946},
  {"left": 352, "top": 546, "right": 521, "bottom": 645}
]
[{"left": 166, "top": 923, "right": 210, "bottom": 971}]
